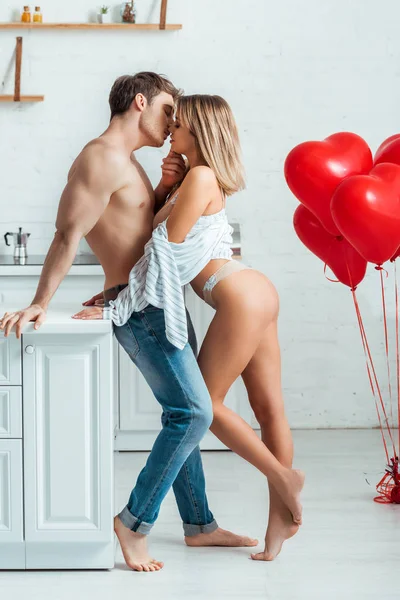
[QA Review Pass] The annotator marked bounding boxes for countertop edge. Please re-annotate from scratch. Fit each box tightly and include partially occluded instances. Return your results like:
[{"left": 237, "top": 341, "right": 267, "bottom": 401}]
[
  {"left": 0, "top": 304, "right": 113, "bottom": 335},
  {"left": 0, "top": 265, "right": 104, "bottom": 277}
]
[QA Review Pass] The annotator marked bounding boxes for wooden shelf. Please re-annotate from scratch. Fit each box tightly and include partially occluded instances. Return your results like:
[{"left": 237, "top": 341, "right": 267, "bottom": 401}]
[
  {"left": 0, "top": 2, "right": 177, "bottom": 102},
  {"left": 0, "top": 22, "right": 182, "bottom": 30},
  {"left": 1, "top": 38, "right": 44, "bottom": 102},
  {"left": 0, "top": 95, "right": 44, "bottom": 102}
]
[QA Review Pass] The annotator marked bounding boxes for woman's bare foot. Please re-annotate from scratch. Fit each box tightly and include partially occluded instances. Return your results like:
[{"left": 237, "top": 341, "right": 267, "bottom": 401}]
[
  {"left": 114, "top": 516, "right": 164, "bottom": 572},
  {"left": 251, "top": 504, "right": 299, "bottom": 562},
  {"left": 185, "top": 527, "right": 258, "bottom": 547},
  {"left": 273, "top": 468, "right": 305, "bottom": 524}
]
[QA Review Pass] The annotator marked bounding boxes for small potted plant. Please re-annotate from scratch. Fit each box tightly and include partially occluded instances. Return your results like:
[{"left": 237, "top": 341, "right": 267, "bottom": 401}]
[{"left": 98, "top": 5, "right": 111, "bottom": 23}]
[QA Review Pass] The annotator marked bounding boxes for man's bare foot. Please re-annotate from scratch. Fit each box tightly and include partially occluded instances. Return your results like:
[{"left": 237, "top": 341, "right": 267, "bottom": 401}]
[
  {"left": 185, "top": 527, "right": 258, "bottom": 547},
  {"left": 273, "top": 468, "right": 305, "bottom": 524},
  {"left": 251, "top": 506, "right": 299, "bottom": 562},
  {"left": 114, "top": 515, "right": 164, "bottom": 572}
]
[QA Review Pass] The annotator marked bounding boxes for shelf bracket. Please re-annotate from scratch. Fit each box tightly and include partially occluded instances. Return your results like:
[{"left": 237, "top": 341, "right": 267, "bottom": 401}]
[
  {"left": 14, "top": 36, "right": 22, "bottom": 101},
  {"left": 159, "top": 0, "right": 168, "bottom": 30}
]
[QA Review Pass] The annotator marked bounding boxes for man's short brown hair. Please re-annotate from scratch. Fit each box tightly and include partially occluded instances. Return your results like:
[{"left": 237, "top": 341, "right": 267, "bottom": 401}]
[{"left": 109, "top": 72, "right": 182, "bottom": 119}]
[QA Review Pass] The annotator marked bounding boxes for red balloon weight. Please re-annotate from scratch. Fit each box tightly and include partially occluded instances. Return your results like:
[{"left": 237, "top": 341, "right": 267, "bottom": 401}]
[
  {"left": 391, "top": 485, "right": 400, "bottom": 504},
  {"left": 374, "top": 134, "right": 400, "bottom": 166},
  {"left": 331, "top": 163, "right": 400, "bottom": 265},
  {"left": 285, "top": 132, "right": 373, "bottom": 236},
  {"left": 293, "top": 204, "right": 367, "bottom": 288}
]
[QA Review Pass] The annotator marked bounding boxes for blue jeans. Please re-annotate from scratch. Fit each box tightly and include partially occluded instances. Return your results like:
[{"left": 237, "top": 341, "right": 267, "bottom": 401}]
[{"left": 113, "top": 305, "right": 218, "bottom": 536}]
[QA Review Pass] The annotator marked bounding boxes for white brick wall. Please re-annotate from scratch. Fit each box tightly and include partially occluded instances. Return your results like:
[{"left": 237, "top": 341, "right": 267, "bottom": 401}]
[{"left": 0, "top": 0, "right": 399, "bottom": 429}]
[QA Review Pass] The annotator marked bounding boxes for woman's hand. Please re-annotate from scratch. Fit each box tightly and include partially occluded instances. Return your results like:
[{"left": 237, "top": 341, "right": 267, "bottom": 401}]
[
  {"left": 72, "top": 306, "right": 104, "bottom": 320},
  {"left": 82, "top": 291, "right": 104, "bottom": 307}
]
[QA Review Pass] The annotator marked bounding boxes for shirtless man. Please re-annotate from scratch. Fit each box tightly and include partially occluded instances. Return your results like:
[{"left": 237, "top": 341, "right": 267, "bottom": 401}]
[{"left": 0, "top": 72, "right": 257, "bottom": 572}]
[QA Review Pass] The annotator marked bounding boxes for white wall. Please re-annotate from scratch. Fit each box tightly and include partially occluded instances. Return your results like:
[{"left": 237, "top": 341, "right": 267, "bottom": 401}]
[{"left": 1, "top": 0, "right": 399, "bottom": 429}]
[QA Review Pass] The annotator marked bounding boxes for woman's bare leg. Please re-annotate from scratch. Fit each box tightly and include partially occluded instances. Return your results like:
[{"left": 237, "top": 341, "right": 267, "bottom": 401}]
[
  {"left": 242, "top": 320, "right": 299, "bottom": 561},
  {"left": 197, "top": 271, "right": 304, "bottom": 524}
]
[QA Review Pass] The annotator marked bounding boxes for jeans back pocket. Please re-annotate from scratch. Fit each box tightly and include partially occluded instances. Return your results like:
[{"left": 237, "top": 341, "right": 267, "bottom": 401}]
[{"left": 113, "top": 320, "right": 140, "bottom": 360}]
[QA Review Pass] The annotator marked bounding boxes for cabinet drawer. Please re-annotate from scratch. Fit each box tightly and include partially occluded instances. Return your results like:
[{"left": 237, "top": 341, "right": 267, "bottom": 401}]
[
  {"left": 0, "top": 335, "right": 22, "bottom": 385},
  {"left": 0, "top": 439, "right": 25, "bottom": 569},
  {"left": 0, "top": 387, "right": 22, "bottom": 438}
]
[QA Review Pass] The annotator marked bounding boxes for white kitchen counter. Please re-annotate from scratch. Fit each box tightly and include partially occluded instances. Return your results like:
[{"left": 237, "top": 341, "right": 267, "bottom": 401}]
[{"left": 0, "top": 304, "right": 112, "bottom": 335}]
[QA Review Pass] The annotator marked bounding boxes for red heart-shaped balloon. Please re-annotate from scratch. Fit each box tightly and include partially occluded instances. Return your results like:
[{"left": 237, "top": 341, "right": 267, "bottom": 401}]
[
  {"left": 293, "top": 204, "right": 367, "bottom": 288},
  {"left": 391, "top": 246, "right": 400, "bottom": 262},
  {"left": 375, "top": 138, "right": 400, "bottom": 263},
  {"left": 285, "top": 132, "right": 373, "bottom": 236},
  {"left": 331, "top": 163, "right": 400, "bottom": 265},
  {"left": 374, "top": 134, "right": 400, "bottom": 166}
]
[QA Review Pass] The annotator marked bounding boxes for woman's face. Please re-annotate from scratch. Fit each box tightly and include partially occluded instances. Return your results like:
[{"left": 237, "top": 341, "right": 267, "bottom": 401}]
[{"left": 169, "top": 113, "right": 197, "bottom": 157}]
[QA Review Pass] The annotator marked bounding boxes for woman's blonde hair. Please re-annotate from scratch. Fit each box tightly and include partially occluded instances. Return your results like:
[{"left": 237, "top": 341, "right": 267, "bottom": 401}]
[{"left": 176, "top": 95, "right": 245, "bottom": 196}]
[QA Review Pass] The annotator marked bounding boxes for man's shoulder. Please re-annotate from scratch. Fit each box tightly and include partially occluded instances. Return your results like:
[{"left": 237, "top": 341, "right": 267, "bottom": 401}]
[
  {"left": 71, "top": 138, "right": 128, "bottom": 184},
  {"left": 78, "top": 137, "right": 126, "bottom": 167}
]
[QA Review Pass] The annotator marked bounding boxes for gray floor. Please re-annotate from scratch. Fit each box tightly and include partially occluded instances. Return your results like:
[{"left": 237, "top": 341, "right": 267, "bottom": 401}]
[{"left": 1, "top": 430, "right": 399, "bottom": 599}]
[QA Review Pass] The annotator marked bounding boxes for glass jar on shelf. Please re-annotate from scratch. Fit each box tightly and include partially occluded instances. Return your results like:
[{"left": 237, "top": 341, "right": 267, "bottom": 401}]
[
  {"left": 21, "top": 6, "right": 31, "bottom": 23},
  {"left": 33, "top": 6, "right": 42, "bottom": 23},
  {"left": 121, "top": 1, "right": 136, "bottom": 23}
]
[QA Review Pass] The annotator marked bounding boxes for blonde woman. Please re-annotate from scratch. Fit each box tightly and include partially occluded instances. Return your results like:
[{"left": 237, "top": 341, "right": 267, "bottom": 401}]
[{"left": 78, "top": 95, "right": 305, "bottom": 562}]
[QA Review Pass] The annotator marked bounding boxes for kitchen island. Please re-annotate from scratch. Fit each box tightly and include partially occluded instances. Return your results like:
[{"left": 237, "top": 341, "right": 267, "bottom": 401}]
[{"left": 0, "top": 304, "right": 114, "bottom": 569}]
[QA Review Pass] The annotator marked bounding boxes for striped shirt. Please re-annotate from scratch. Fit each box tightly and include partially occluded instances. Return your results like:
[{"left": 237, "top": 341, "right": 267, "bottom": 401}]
[{"left": 109, "top": 197, "right": 233, "bottom": 349}]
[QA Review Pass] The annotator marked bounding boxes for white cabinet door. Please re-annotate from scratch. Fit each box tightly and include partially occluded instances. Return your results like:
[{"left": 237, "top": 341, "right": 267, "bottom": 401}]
[
  {"left": 0, "top": 439, "right": 25, "bottom": 569},
  {"left": 0, "top": 335, "right": 21, "bottom": 385},
  {"left": 22, "top": 333, "right": 114, "bottom": 569},
  {"left": 0, "top": 387, "right": 22, "bottom": 438},
  {"left": 116, "top": 289, "right": 253, "bottom": 450}
]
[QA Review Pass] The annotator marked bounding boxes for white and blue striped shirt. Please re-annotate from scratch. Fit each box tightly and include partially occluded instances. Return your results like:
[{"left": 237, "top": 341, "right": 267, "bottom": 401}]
[{"left": 109, "top": 199, "right": 233, "bottom": 350}]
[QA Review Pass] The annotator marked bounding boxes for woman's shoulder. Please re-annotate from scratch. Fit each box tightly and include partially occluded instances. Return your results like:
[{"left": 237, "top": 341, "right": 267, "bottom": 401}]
[{"left": 185, "top": 166, "right": 218, "bottom": 189}]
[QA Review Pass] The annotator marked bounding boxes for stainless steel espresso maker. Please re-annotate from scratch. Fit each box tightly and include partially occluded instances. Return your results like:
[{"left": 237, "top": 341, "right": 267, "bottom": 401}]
[{"left": 4, "top": 227, "right": 31, "bottom": 260}]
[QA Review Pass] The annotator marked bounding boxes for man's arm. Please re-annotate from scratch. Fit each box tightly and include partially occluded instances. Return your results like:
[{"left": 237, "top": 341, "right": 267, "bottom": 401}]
[
  {"left": 154, "top": 150, "right": 187, "bottom": 214},
  {"left": 0, "top": 145, "right": 125, "bottom": 338},
  {"left": 165, "top": 166, "right": 215, "bottom": 243}
]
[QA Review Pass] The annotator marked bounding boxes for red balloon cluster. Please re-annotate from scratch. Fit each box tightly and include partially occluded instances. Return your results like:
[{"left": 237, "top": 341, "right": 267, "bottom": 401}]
[{"left": 285, "top": 132, "right": 400, "bottom": 288}]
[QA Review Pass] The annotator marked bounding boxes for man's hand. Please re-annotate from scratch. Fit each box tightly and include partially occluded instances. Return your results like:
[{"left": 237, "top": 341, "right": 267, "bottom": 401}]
[
  {"left": 160, "top": 150, "right": 186, "bottom": 190},
  {"left": 82, "top": 291, "right": 104, "bottom": 307},
  {"left": 0, "top": 304, "right": 46, "bottom": 339}
]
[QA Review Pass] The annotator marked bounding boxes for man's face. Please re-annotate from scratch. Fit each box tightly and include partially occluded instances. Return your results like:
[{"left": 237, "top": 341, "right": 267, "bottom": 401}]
[{"left": 139, "top": 91, "right": 175, "bottom": 148}]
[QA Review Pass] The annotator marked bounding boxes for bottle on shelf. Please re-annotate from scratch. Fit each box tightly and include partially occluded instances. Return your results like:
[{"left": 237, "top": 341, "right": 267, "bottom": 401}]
[
  {"left": 21, "top": 6, "right": 31, "bottom": 23},
  {"left": 33, "top": 6, "right": 42, "bottom": 23},
  {"left": 122, "top": 1, "right": 136, "bottom": 23}
]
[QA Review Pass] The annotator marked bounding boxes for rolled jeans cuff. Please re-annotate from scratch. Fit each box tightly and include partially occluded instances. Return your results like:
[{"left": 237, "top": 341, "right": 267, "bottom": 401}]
[
  {"left": 118, "top": 506, "right": 153, "bottom": 536},
  {"left": 183, "top": 519, "right": 219, "bottom": 537}
]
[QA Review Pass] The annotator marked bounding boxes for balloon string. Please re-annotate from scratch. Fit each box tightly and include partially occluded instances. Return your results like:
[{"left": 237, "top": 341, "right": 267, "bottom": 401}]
[
  {"left": 342, "top": 252, "right": 396, "bottom": 460},
  {"left": 354, "top": 292, "right": 397, "bottom": 456},
  {"left": 351, "top": 288, "right": 391, "bottom": 464},
  {"left": 375, "top": 265, "right": 389, "bottom": 278},
  {"left": 395, "top": 262, "right": 400, "bottom": 455},
  {"left": 323, "top": 263, "right": 340, "bottom": 284},
  {"left": 378, "top": 266, "right": 394, "bottom": 429},
  {"left": 323, "top": 255, "right": 397, "bottom": 460}
]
